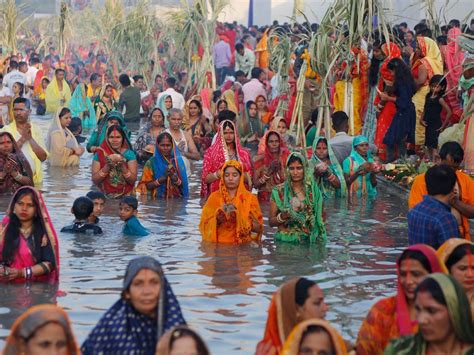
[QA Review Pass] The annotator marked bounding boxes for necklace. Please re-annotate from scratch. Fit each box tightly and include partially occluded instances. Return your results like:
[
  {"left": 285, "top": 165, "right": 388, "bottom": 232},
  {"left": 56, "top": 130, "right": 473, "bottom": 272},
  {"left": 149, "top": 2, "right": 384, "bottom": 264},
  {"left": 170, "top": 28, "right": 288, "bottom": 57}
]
[{"left": 20, "top": 225, "right": 33, "bottom": 237}]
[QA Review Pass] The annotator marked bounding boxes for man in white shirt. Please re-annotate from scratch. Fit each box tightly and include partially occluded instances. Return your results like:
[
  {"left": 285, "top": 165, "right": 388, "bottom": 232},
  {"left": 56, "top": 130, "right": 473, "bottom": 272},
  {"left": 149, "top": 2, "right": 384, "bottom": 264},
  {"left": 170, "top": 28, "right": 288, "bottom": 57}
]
[
  {"left": 3, "top": 61, "right": 27, "bottom": 89},
  {"left": 235, "top": 43, "right": 255, "bottom": 78},
  {"left": 0, "top": 74, "right": 12, "bottom": 126},
  {"left": 242, "top": 67, "right": 267, "bottom": 103},
  {"left": 26, "top": 57, "right": 40, "bottom": 91},
  {"left": 156, "top": 77, "right": 185, "bottom": 110}
]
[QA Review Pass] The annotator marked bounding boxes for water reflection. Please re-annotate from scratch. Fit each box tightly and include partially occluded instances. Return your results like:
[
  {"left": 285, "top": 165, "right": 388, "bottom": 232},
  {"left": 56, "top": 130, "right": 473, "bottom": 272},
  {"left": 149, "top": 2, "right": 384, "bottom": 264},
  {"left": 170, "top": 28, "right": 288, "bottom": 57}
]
[{"left": 0, "top": 116, "right": 410, "bottom": 353}]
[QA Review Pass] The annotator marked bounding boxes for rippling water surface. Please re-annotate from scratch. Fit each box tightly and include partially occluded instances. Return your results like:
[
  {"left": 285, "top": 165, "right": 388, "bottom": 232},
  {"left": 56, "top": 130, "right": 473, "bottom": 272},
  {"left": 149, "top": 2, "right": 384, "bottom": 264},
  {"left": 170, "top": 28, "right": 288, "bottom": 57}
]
[{"left": 0, "top": 116, "right": 410, "bottom": 353}]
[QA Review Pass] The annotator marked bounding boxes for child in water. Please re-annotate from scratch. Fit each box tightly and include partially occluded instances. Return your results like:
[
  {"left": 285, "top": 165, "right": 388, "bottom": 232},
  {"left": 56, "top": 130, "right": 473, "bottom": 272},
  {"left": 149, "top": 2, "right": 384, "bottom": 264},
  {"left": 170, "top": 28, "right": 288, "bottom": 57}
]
[
  {"left": 119, "top": 196, "right": 150, "bottom": 236},
  {"left": 86, "top": 191, "right": 106, "bottom": 224},
  {"left": 61, "top": 197, "right": 103, "bottom": 235}
]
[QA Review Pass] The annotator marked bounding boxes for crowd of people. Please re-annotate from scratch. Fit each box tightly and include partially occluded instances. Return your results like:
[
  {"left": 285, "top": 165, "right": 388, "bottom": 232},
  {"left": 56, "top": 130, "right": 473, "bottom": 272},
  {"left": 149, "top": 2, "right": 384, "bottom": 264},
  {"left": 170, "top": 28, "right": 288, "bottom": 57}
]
[{"left": 0, "top": 13, "right": 473, "bottom": 355}]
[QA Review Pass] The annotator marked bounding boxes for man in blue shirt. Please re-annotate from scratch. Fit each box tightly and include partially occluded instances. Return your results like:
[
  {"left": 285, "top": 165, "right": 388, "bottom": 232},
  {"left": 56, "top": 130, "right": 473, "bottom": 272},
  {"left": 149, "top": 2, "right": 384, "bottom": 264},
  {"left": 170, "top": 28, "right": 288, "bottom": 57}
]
[{"left": 408, "top": 164, "right": 460, "bottom": 248}]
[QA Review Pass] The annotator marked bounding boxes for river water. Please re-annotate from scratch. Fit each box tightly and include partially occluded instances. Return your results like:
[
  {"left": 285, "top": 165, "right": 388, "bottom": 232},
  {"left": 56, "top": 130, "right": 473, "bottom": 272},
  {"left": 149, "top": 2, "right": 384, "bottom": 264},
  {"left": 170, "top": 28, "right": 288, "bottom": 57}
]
[{"left": 0, "top": 115, "right": 409, "bottom": 353}]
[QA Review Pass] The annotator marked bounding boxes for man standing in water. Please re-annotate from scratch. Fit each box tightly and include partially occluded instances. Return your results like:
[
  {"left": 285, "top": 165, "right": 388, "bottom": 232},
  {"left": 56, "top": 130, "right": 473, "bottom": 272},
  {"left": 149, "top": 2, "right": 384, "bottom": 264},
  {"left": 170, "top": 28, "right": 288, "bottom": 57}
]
[
  {"left": 118, "top": 74, "right": 141, "bottom": 123},
  {"left": 0, "top": 98, "right": 48, "bottom": 185}
]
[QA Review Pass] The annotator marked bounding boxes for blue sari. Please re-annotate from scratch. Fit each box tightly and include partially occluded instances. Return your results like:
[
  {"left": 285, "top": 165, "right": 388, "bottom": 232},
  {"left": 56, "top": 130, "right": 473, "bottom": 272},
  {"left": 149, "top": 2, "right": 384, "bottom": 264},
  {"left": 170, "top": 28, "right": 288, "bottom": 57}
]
[
  {"left": 69, "top": 83, "right": 96, "bottom": 129},
  {"left": 81, "top": 257, "right": 186, "bottom": 354}
]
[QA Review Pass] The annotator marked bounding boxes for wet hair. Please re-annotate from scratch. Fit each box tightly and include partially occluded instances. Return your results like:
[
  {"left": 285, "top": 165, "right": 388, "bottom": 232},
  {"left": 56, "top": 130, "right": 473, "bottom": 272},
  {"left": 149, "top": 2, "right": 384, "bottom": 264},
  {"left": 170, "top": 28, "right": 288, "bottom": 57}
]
[
  {"left": 59, "top": 107, "right": 71, "bottom": 118},
  {"left": 13, "top": 82, "right": 25, "bottom": 97},
  {"left": 299, "top": 326, "right": 334, "bottom": 354},
  {"left": 387, "top": 58, "right": 416, "bottom": 95},
  {"left": 251, "top": 67, "right": 264, "bottom": 79},
  {"left": 72, "top": 197, "right": 94, "bottom": 220},
  {"left": 166, "top": 77, "right": 177, "bottom": 87},
  {"left": 429, "top": 74, "right": 447, "bottom": 96},
  {"left": 425, "top": 164, "right": 456, "bottom": 196},
  {"left": 415, "top": 277, "right": 447, "bottom": 306},
  {"left": 120, "top": 196, "right": 138, "bottom": 210},
  {"left": 156, "top": 131, "right": 173, "bottom": 145},
  {"left": 119, "top": 74, "right": 131, "bottom": 86},
  {"left": 86, "top": 191, "right": 106, "bottom": 202},
  {"left": 169, "top": 328, "right": 210, "bottom": 355},
  {"left": 217, "top": 110, "right": 236, "bottom": 123},
  {"left": 445, "top": 244, "right": 474, "bottom": 271},
  {"left": 331, "top": 111, "right": 349, "bottom": 130},
  {"left": 287, "top": 154, "right": 303, "bottom": 167},
  {"left": 13, "top": 97, "right": 31, "bottom": 109},
  {"left": 2, "top": 188, "right": 48, "bottom": 265},
  {"left": 439, "top": 142, "right": 464, "bottom": 163},
  {"left": 295, "top": 278, "right": 317, "bottom": 306},
  {"left": 398, "top": 249, "right": 433, "bottom": 273},
  {"left": 188, "top": 99, "right": 203, "bottom": 115}
]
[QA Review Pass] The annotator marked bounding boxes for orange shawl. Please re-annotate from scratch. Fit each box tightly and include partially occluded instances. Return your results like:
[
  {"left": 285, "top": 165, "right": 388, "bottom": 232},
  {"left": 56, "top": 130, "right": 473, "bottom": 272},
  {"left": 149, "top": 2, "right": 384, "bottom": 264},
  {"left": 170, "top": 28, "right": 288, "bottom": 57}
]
[{"left": 199, "top": 160, "right": 262, "bottom": 244}]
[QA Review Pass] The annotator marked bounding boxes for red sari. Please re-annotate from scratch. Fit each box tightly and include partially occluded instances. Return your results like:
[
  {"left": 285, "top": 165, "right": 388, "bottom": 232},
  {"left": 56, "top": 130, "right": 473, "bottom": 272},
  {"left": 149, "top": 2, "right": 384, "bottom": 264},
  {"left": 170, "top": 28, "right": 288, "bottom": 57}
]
[
  {"left": 201, "top": 120, "right": 252, "bottom": 199},
  {"left": 0, "top": 187, "right": 60, "bottom": 283}
]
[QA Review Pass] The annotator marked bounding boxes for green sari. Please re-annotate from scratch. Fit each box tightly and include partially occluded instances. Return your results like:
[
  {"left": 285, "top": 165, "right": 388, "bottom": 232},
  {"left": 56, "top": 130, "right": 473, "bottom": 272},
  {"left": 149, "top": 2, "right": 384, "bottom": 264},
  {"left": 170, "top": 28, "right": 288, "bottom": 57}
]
[
  {"left": 86, "top": 111, "right": 132, "bottom": 153},
  {"left": 384, "top": 274, "right": 474, "bottom": 355},
  {"left": 271, "top": 152, "right": 326, "bottom": 243},
  {"left": 311, "top": 136, "right": 347, "bottom": 199}
]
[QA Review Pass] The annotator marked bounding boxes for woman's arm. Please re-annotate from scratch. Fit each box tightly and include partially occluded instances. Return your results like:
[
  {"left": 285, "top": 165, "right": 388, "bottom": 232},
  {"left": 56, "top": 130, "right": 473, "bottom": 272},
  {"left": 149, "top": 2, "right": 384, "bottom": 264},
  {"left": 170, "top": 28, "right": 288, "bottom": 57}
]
[
  {"left": 91, "top": 159, "right": 109, "bottom": 185},
  {"left": 204, "top": 169, "right": 221, "bottom": 184},
  {"left": 122, "top": 159, "right": 138, "bottom": 184},
  {"left": 269, "top": 200, "right": 290, "bottom": 227},
  {"left": 327, "top": 171, "right": 341, "bottom": 189},
  {"left": 439, "top": 98, "right": 452, "bottom": 129},
  {"left": 414, "top": 65, "right": 427, "bottom": 90}
]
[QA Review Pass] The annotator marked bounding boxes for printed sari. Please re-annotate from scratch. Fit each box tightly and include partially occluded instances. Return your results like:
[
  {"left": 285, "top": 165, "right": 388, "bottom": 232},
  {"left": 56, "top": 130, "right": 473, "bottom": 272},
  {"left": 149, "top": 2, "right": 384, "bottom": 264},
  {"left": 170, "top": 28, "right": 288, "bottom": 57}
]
[
  {"left": 0, "top": 132, "right": 33, "bottom": 193},
  {"left": 0, "top": 187, "right": 60, "bottom": 283},
  {"left": 93, "top": 84, "right": 119, "bottom": 123},
  {"left": 200, "top": 120, "right": 252, "bottom": 199},
  {"left": 356, "top": 244, "right": 447, "bottom": 355},
  {"left": 271, "top": 152, "right": 326, "bottom": 243},
  {"left": 86, "top": 110, "right": 132, "bottom": 153},
  {"left": 46, "top": 108, "right": 80, "bottom": 167},
  {"left": 311, "top": 136, "right": 347, "bottom": 198},
  {"left": 3, "top": 304, "right": 79, "bottom": 355},
  {"left": 200, "top": 160, "right": 263, "bottom": 244},
  {"left": 282, "top": 319, "right": 348, "bottom": 355},
  {"left": 81, "top": 256, "right": 186, "bottom": 354},
  {"left": 137, "top": 133, "right": 189, "bottom": 199},
  {"left": 183, "top": 99, "right": 212, "bottom": 152},
  {"left": 384, "top": 274, "right": 474, "bottom": 355},
  {"left": 253, "top": 131, "right": 289, "bottom": 201}
]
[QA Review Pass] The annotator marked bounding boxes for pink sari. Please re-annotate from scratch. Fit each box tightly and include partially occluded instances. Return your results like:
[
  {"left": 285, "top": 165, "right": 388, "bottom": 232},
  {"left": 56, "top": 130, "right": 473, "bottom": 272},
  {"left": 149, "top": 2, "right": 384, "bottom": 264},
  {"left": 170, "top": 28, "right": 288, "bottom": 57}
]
[
  {"left": 444, "top": 28, "right": 464, "bottom": 123},
  {"left": 0, "top": 187, "right": 60, "bottom": 283}
]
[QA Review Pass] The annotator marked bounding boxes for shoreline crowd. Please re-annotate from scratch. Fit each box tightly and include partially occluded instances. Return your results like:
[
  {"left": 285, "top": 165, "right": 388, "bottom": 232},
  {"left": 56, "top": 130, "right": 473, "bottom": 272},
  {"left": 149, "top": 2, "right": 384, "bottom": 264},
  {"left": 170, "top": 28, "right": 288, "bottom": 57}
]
[{"left": 0, "top": 12, "right": 473, "bottom": 355}]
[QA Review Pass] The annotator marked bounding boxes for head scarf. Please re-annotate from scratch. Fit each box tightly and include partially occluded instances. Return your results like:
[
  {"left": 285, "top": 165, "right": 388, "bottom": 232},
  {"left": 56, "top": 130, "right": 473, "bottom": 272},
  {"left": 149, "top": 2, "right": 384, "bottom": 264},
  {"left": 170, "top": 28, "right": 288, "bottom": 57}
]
[
  {"left": 0, "top": 132, "right": 33, "bottom": 192},
  {"left": 0, "top": 186, "right": 60, "bottom": 282},
  {"left": 380, "top": 42, "right": 402, "bottom": 82},
  {"left": 396, "top": 244, "right": 447, "bottom": 336},
  {"left": 271, "top": 152, "right": 326, "bottom": 243},
  {"left": 81, "top": 256, "right": 186, "bottom": 354},
  {"left": 416, "top": 36, "right": 443, "bottom": 79},
  {"left": 437, "top": 239, "right": 473, "bottom": 267},
  {"left": 446, "top": 28, "right": 465, "bottom": 86},
  {"left": 92, "top": 110, "right": 132, "bottom": 150},
  {"left": 281, "top": 319, "right": 348, "bottom": 355},
  {"left": 156, "top": 325, "right": 210, "bottom": 355},
  {"left": 183, "top": 98, "right": 203, "bottom": 131},
  {"left": 4, "top": 304, "right": 79, "bottom": 355},
  {"left": 46, "top": 107, "right": 79, "bottom": 152},
  {"left": 200, "top": 120, "right": 252, "bottom": 198},
  {"left": 311, "top": 136, "right": 347, "bottom": 198},
  {"left": 96, "top": 124, "right": 134, "bottom": 198},
  {"left": 152, "top": 132, "right": 189, "bottom": 198},
  {"left": 222, "top": 89, "right": 238, "bottom": 114},
  {"left": 385, "top": 273, "right": 474, "bottom": 355},
  {"left": 240, "top": 100, "right": 264, "bottom": 141},
  {"left": 45, "top": 72, "right": 72, "bottom": 113},
  {"left": 158, "top": 94, "right": 172, "bottom": 121}
]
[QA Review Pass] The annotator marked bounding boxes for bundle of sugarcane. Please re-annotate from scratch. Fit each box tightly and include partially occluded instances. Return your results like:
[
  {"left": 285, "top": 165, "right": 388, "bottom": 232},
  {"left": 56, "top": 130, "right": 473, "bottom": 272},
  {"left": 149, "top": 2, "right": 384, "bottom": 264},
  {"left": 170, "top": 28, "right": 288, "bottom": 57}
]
[
  {"left": 0, "top": 0, "right": 29, "bottom": 54},
  {"left": 289, "top": 58, "right": 308, "bottom": 147},
  {"left": 58, "top": 1, "right": 72, "bottom": 59}
]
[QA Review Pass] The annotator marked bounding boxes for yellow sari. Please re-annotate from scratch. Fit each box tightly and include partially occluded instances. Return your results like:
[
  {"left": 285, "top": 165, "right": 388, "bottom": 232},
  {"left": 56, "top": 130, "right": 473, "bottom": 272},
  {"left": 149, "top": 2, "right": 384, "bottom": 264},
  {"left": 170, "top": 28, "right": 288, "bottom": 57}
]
[
  {"left": 46, "top": 108, "right": 80, "bottom": 167},
  {"left": 45, "top": 76, "right": 71, "bottom": 113},
  {"left": 199, "top": 160, "right": 263, "bottom": 244}
]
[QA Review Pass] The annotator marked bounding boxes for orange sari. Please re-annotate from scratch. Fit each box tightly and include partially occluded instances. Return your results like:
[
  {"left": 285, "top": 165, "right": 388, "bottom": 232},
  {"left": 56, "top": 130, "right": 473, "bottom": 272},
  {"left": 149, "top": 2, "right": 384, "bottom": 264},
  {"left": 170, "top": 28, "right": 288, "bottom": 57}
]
[{"left": 199, "top": 160, "right": 263, "bottom": 244}]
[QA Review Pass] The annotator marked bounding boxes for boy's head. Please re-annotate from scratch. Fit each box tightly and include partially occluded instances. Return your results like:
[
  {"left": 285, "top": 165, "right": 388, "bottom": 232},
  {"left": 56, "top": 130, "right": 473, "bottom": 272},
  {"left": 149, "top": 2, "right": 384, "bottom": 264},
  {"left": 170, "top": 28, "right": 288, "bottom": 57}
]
[
  {"left": 119, "top": 196, "right": 138, "bottom": 221},
  {"left": 86, "top": 191, "right": 106, "bottom": 218},
  {"left": 425, "top": 164, "right": 456, "bottom": 196},
  {"left": 71, "top": 197, "right": 94, "bottom": 221}
]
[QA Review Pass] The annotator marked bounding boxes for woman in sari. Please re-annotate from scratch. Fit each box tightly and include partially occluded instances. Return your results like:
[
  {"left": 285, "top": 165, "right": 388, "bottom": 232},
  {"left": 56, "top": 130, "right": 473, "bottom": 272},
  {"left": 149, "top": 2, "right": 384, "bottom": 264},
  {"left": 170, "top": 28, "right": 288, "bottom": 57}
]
[
  {"left": 93, "top": 83, "right": 118, "bottom": 123},
  {"left": 384, "top": 274, "right": 474, "bottom": 354},
  {"left": 158, "top": 94, "right": 173, "bottom": 125},
  {"left": 269, "top": 152, "right": 326, "bottom": 243},
  {"left": 444, "top": 27, "right": 464, "bottom": 123},
  {"left": 156, "top": 326, "right": 210, "bottom": 355},
  {"left": 461, "top": 58, "right": 474, "bottom": 173},
  {"left": 410, "top": 36, "right": 443, "bottom": 146},
  {"left": 240, "top": 100, "right": 266, "bottom": 156},
  {"left": 342, "top": 135, "right": 378, "bottom": 198},
  {"left": 91, "top": 124, "right": 137, "bottom": 198},
  {"left": 68, "top": 76, "right": 96, "bottom": 129},
  {"left": 0, "top": 186, "right": 60, "bottom": 283},
  {"left": 81, "top": 256, "right": 186, "bottom": 354},
  {"left": 253, "top": 131, "right": 289, "bottom": 202},
  {"left": 137, "top": 132, "right": 189, "bottom": 199},
  {"left": 257, "top": 278, "right": 329, "bottom": 354},
  {"left": 275, "top": 117, "right": 296, "bottom": 147},
  {"left": 0, "top": 132, "right": 33, "bottom": 193},
  {"left": 32, "top": 77, "right": 50, "bottom": 116},
  {"left": 201, "top": 120, "right": 252, "bottom": 199},
  {"left": 86, "top": 110, "right": 131, "bottom": 153},
  {"left": 311, "top": 136, "right": 347, "bottom": 199},
  {"left": 45, "top": 69, "right": 71, "bottom": 114},
  {"left": 437, "top": 239, "right": 474, "bottom": 318},
  {"left": 281, "top": 319, "right": 348, "bottom": 355},
  {"left": 256, "top": 94, "right": 273, "bottom": 125},
  {"left": 134, "top": 107, "right": 166, "bottom": 164},
  {"left": 183, "top": 99, "right": 212, "bottom": 153},
  {"left": 200, "top": 160, "right": 263, "bottom": 244},
  {"left": 3, "top": 304, "right": 79, "bottom": 355},
  {"left": 356, "top": 244, "right": 447, "bottom": 355},
  {"left": 46, "top": 107, "right": 84, "bottom": 167},
  {"left": 8, "top": 82, "right": 24, "bottom": 124}
]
